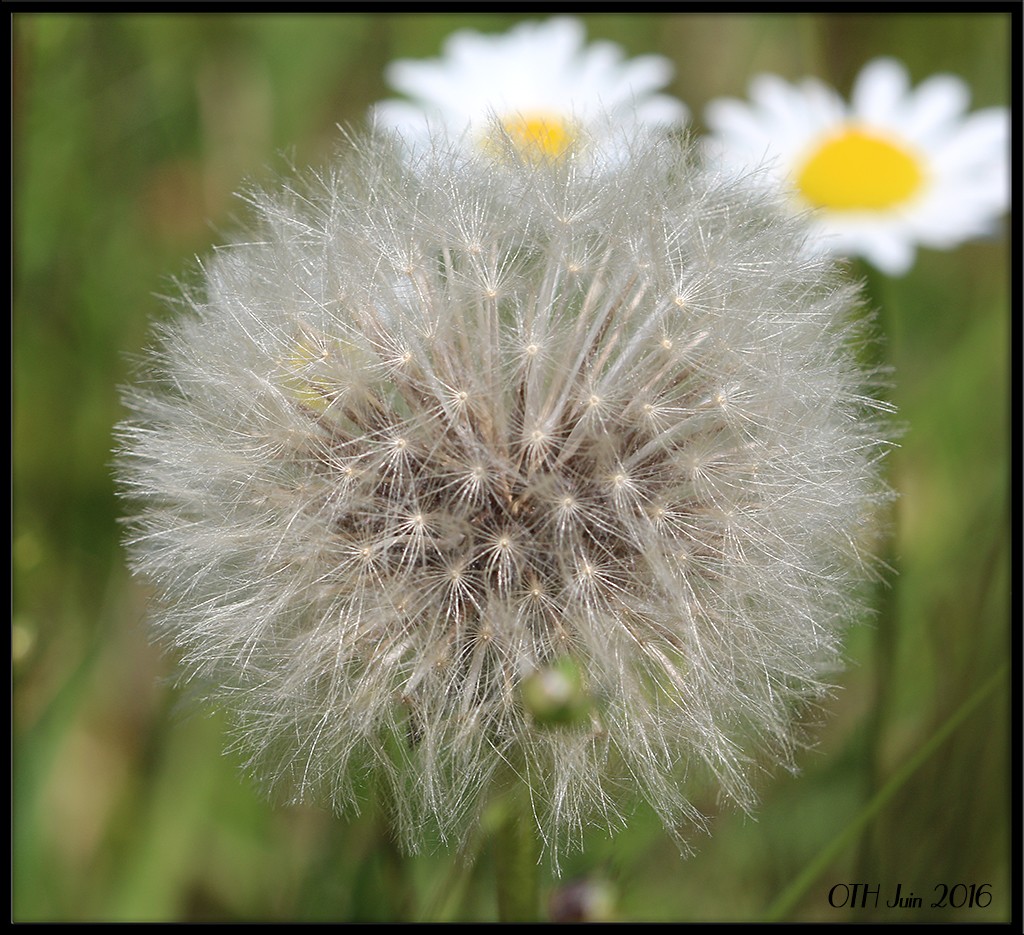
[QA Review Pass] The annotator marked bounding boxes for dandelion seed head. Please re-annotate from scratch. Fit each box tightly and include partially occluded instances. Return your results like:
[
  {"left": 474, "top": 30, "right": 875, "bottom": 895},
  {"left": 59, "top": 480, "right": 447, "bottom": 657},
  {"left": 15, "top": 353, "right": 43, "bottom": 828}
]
[{"left": 117, "top": 130, "right": 892, "bottom": 862}]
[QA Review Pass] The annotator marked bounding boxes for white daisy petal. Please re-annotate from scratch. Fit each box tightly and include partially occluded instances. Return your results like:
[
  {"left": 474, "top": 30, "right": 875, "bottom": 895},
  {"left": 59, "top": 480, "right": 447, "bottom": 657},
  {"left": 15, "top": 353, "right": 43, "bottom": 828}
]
[
  {"left": 932, "top": 107, "right": 1009, "bottom": 171},
  {"left": 902, "top": 73, "right": 971, "bottom": 143},
  {"left": 863, "top": 232, "right": 916, "bottom": 276},
  {"left": 750, "top": 74, "right": 815, "bottom": 137},
  {"left": 634, "top": 96, "right": 690, "bottom": 128},
  {"left": 385, "top": 61, "right": 471, "bottom": 113},
  {"left": 802, "top": 80, "right": 847, "bottom": 132},
  {"left": 704, "top": 56, "right": 1009, "bottom": 275},
  {"left": 523, "top": 16, "right": 585, "bottom": 60},
  {"left": 374, "top": 17, "right": 686, "bottom": 166},
  {"left": 611, "top": 55, "right": 678, "bottom": 99},
  {"left": 704, "top": 98, "right": 768, "bottom": 151},
  {"left": 370, "top": 99, "right": 437, "bottom": 134},
  {"left": 850, "top": 57, "right": 910, "bottom": 124}
]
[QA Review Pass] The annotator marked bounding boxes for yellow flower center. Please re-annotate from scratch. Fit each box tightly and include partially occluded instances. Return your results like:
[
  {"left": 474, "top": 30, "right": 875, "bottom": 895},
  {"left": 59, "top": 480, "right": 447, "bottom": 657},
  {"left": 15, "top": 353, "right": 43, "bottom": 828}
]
[
  {"left": 796, "top": 126, "right": 924, "bottom": 211},
  {"left": 494, "top": 112, "right": 575, "bottom": 162}
]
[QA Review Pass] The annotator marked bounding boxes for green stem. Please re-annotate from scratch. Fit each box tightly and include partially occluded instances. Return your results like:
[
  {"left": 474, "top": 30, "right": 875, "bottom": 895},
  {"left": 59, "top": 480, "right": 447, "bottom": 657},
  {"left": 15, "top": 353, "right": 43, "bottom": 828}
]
[
  {"left": 854, "top": 510, "right": 899, "bottom": 882},
  {"left": 765, "top": 662, "right": 1008, "bottom": 921},
  {"left": 493, "top": 785, "right": 540, "bottom": 922},
  {"left": 851, "top": 258, "right": 900, "bottom": 882}
]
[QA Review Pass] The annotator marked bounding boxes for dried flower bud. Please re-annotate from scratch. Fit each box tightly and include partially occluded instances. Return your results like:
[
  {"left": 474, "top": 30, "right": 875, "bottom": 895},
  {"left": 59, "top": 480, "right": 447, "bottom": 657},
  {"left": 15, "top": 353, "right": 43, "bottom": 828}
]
[{"left": 548, "top": 876, "right": 616, "bottom": 922}]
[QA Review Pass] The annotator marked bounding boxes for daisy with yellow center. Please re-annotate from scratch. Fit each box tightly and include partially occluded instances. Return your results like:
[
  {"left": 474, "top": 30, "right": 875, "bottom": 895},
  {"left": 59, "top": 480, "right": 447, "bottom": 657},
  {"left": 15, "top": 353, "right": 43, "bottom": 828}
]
[
  {"left": 372, "top": 17, "right": 687, "bottom": 166},
  {"left": 704, "top": 58, "right": 1008, "bottom": 274}
]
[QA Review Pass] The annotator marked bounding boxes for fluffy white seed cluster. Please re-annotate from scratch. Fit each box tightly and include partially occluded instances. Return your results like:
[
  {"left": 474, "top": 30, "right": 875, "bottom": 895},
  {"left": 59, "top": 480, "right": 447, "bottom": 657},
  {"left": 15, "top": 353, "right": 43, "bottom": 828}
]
[{"left": 118, "top": 130, "right": 890, "bottom": 855}]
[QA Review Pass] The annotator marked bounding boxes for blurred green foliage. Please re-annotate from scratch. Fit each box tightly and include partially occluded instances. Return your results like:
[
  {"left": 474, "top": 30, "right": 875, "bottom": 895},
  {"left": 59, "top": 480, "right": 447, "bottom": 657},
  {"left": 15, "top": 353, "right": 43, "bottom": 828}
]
[{"left": 13, "top": 12, "right": 1012, "bottom": 922}]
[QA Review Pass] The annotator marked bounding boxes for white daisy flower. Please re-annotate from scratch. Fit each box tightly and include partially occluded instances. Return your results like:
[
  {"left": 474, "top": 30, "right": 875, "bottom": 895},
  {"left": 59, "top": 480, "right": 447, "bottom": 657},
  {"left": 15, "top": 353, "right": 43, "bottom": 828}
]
[
  {"left": 704, "top": 57, "right": 1009, "bottom": 275},
  {"left": 372, "top": 16, "right": 687, "bottom": 164}
]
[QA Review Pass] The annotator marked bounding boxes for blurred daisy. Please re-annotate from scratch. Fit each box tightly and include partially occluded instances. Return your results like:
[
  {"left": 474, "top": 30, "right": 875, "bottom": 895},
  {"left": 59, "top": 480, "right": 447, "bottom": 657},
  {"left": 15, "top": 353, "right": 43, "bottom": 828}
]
[
  {"left": 704, "top": 57, "right": 1009, "bottom": 274},
  {"left": 372, "top": 17, "right": 687, "bottom": 164}
]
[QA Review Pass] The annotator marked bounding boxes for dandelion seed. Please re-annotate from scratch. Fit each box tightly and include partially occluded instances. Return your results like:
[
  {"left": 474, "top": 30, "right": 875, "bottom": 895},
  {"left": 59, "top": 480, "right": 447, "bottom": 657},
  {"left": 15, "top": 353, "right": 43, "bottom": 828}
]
[{"left": 116, "top": 130, "right": 892, "bottom": 861}]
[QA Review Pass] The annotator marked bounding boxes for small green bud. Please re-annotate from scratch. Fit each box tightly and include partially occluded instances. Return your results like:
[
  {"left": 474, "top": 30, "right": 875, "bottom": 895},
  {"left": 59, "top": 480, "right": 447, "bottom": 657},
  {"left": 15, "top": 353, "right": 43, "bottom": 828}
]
[{"left": 522, "top": 659, "right": 591, "bottom": 727}]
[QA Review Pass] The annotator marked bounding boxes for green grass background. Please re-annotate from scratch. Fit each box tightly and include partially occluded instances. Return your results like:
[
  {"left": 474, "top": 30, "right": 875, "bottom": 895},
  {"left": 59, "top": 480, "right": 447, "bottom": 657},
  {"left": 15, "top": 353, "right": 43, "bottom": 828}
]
[{"left": 12, "top": 11, "right": 1013, "bottom": 922}]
